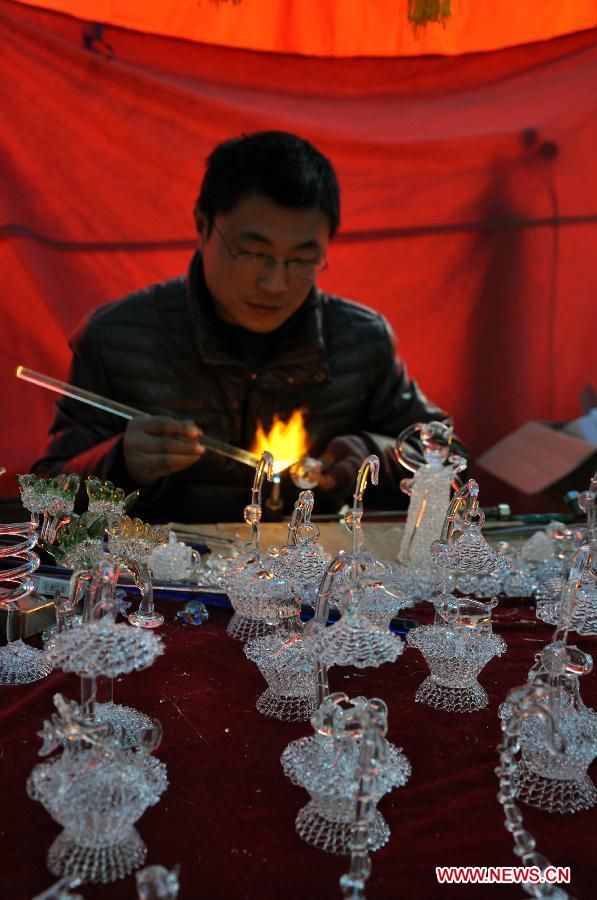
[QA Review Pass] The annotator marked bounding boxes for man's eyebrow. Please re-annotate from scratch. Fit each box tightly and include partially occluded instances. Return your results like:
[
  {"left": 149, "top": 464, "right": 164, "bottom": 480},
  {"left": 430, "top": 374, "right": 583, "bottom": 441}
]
[
  {"left": 238, "top": 231, "right": 322, "bottom": 252},
  {"left": 238, "top": 230, "right": 272, "bottom": 245}
]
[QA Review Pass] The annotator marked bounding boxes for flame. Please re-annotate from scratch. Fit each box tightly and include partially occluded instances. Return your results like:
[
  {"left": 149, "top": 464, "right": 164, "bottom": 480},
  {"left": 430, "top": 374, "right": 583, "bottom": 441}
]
[{"left": 251, "top": 409, "right": 309, "bottom": 475}]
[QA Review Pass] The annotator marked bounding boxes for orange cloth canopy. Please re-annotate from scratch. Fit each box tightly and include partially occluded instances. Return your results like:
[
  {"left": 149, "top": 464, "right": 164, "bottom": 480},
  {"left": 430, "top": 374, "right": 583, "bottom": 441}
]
[{"left": 15, "top": 0, "right": 597, "bottom": 57}]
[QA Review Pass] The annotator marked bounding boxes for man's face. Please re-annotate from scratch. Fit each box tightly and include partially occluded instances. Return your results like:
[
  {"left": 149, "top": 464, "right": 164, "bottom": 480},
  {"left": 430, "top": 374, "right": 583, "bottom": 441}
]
[{"left": 198, "top": 192, "right": 330, "bottom": 333}]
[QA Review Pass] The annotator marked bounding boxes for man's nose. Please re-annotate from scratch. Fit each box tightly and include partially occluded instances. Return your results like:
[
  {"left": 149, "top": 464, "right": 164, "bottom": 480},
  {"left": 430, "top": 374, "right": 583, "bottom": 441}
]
[{"left": 257, "top": 260, "right": 289, "bottom": 293}]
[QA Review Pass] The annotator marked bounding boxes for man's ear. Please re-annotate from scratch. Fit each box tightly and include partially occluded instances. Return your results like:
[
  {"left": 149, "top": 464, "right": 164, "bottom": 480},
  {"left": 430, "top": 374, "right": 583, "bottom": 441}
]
[{"left": 195, "top": 209, "right": 209, "bottom": 249}]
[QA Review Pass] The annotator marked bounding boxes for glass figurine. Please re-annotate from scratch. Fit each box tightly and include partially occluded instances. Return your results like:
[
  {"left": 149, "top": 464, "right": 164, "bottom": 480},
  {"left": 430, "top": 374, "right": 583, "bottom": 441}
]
[
  {"left": 148, "top": 532, "right": 202, "bottom": 584},
  {"left": 107, "top": 515, "right": 169, "bottom": 628},
  {"left": 45, "top": 559, "right": 164, "bottom": 749},
  {"left": 339, "top": 703, "right": 388, "bottom": 900},
  {"left": 536, "top": 543, "right": 597, "bottom": 634},
  {"left": 85, "top": 475, "right": 138, "bottom": 520},
  {"left": 0, "top": 482, "right": 52, "bottom": 684},
  {"left": 497, "top": 681, "right": 572, "bottom": 900},
  {"left": 224, "top": 451, "right": 296, "bottom": 641},
  {"left": 395, "top": 421, "right": 466, "bottom": 566},
  {"left": 32, "top": 877, "right": 85, "bottom": 900},
  {"left": 244, "top": 630, "right": 318, "bottom": 721},
  {"left": 410, "top": 481, "right": 509, "bottom": 712},
  {"left": 18, "top": 473, "right": 80, "bottom": 543},
  {"left": 342, "top": 454, "right": 380, "bottom": 560},
  {"left": 27, "top": 694, "right": 167, "bottom": 885},
  {"left": 264, "top": 490, "right": 330, "bottom": 608},
  {"left": 502, "top": 545, "right": 597, "bottom": 814},
  {"left": 324, "top": 456, "right": 406, "bottom": 617},
  {"left": 136, "top": 864, "right": 180, "bottom": 899},
  {"left": 303, "top": 553, "right": 404, "bottom": 706},
  {"left": 36, "top": 475, "right": 169, "bottom": 630},
  {"left": 407, "top": 593, "right": 507, "bottom": 712},
  {"left": 282, "top": 693, "right": 410, "bottom": 856},
  {"left": 431, "top": 478, "right": 511, "bottom": 598}
]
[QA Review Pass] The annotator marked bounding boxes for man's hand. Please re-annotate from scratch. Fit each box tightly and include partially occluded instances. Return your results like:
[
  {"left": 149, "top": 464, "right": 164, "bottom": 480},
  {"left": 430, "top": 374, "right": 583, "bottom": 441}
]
[
  {"left": 311, "top": 435, "right": 370, "bottom": 496},
  {"left": 122, "top": 416, "right": 205, "bottom": 485}
]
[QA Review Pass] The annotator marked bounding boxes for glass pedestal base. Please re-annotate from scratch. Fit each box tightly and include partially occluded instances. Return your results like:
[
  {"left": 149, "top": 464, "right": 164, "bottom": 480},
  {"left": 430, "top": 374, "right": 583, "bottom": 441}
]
[
  {"left": 295, "top": 801, "right": 390, "bottom": 855},
  {"left": 0, "top": 640, "right": 52, "bottom": 685},
  {"left": 256, "top": 686, "right": 317, "bottom": 722},
  {"left": 48, "top": 827, "right": 146, "bottom": 884},
  {"left": 128, "top": 610, "right": 164, "bottom": 629},
  {"left": 414, "top": 675, "right": 488, "bottom": 713},
  {"left": 514, "top": 757, "right": 597, "bottom": 814}
]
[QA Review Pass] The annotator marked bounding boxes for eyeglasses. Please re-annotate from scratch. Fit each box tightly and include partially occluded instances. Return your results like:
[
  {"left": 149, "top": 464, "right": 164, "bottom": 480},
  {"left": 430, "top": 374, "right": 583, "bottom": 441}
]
[{"left": 213, "top": 224, "right": 328, "bottom": 281}]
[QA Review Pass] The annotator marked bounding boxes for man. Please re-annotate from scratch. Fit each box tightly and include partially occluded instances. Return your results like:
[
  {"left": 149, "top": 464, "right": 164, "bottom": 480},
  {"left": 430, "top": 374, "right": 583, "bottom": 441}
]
[{"left": 33, "top": 131, "right": 452, "bottom": 522}]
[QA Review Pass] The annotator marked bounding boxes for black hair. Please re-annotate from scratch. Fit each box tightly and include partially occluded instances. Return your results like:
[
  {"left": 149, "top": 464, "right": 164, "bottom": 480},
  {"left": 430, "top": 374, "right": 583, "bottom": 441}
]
[{"left": 195, "top": 131, "right": 340, "bottom": 237}]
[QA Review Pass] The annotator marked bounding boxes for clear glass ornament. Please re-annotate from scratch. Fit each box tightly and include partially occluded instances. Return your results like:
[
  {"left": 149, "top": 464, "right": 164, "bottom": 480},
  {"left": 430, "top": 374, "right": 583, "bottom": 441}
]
[
  {"left": 244, "top": 631, "right": 318, "bottom": 721},
  {"left": 264, "top": 490, "right": 330, "bottom": 606},
  {"left": 18, "top": 473, "right": 80, "bottom": 543},
  {"left": 405, "top": 480, "right": 508, "bottom": 710},
  {"left": 303, "top": 553, "right": 404, "bottom": 707},
  {"left": 45, "top": 560, "right": 164, "bottom": 749},
  {"left": 306, "top": 600, "right": 404, "bottom": 671},
  {"left": 282, "top": 693, "right": 410, "bottom": 856},
  {"left": 0, "top": 516, "right": 52, "bottom": 684},
  {"left": 45, "top": 611, "right": 164, "bottom": 679},
  {"left": 497, "top": 681, "right": 572, "bottom": 899},
  {"left": 407, "top": 595, "right": 506, "bottom": 712},
  {"left": 502, "top": 545, "right": 597, "bottom": 814},
  {"left": 27, "top": 695, "right": 167, "bottom": 885},
  {"left": 395, "top": 421, "right": 466, "bottom": 566},
  {"left": 85, "top": 476, "right": 138, "bottom": 520},
  {"left": 32, "top": 876, "right": 85, "bottom": 900},
  {"left": 136, "top": 864, "right": 180, "bottom": 899},
  {"left": 222, "top": 451, "right": 287, "bottom": 639},
  {"left": 224, "top": 557, "right": 299, "bottom": 642},
  {"left": 148, "top": 532, "right": 201, "bottom": 583},
  {"left": 107, "top": 517, "right": 168, "bottom": 629},
  {"left": 536, "top": 570, "right": 596, "bottom": 634}
]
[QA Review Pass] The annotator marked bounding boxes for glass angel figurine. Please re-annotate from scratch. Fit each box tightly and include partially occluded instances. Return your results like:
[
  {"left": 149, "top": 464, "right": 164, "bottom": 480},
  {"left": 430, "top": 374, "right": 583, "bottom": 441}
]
[
  {"left": 395, "top": 421, "right": 466, "bottom": 567},
  {"left": 282, "top": 692, "right": 410, "bottom": 856}
]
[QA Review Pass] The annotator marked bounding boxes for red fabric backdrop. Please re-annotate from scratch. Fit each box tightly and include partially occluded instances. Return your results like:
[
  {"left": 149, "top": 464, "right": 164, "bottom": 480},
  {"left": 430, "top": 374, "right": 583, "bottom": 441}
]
[{"left": 1, "top": 0, "right": 596, "bottom": 496}]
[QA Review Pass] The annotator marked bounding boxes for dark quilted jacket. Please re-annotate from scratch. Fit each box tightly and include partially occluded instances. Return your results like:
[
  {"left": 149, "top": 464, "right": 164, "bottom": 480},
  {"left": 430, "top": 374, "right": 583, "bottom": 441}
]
[{"left": 32, "top": 255, "right": 451, "bottom": 522}]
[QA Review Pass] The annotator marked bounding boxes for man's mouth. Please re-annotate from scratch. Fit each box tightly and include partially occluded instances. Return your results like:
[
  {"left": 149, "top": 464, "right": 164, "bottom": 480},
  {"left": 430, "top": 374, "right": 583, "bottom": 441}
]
[{"left": 246, "top": 300, "right": 285, "bottom": 312}]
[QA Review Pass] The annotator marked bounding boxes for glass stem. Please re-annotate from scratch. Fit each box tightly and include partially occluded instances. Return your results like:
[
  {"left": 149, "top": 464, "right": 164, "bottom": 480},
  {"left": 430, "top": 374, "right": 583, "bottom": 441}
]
[
  {"left": 133, "top": 562, "right": 154, "bottom": 617},
  {"left": 5, "top": 600, "right": 21, "bottom": 645},
  {"left": 80, "top": 674, "right": 97, "bottom": 720}
]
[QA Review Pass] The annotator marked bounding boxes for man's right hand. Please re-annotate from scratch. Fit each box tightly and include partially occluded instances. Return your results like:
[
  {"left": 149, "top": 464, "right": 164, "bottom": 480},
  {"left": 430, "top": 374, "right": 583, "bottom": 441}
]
[{"left": 122, "top": 416, "right": 205, "bottom": 485}]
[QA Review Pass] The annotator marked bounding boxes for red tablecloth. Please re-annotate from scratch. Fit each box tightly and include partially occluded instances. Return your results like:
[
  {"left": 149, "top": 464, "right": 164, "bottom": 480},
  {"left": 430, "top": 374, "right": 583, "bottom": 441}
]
[{"left": 1, "top": 601, "right": 595, "bottom": 900}]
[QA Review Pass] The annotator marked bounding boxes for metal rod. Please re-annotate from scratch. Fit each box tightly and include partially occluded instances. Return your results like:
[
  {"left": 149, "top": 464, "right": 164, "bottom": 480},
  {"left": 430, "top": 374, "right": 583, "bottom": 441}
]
[{"left": 16, "top": 365, "right": 261, "bottom": 469}]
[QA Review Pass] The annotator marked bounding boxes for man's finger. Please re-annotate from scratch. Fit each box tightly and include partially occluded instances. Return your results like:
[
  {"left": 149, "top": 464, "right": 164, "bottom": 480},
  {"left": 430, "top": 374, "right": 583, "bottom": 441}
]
[
  {"left": 131, "top": 415, "right": 201, "bottom": 439},
  {"left": 132, "top": 433, "right": 205, "bottom": 456}
]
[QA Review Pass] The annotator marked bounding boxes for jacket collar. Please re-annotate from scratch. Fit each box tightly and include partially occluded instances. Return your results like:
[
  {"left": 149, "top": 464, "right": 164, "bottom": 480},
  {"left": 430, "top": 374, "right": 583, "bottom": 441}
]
[{"left": 185, "top": 252, "right": 329, "bottom": 378}]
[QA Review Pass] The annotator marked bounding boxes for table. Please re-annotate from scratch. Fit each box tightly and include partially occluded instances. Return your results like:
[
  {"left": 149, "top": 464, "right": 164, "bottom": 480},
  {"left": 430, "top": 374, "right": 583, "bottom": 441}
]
[{"left": 1, "top": 599, "right": 595, "bottom": 900}]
